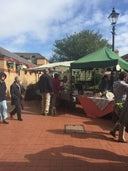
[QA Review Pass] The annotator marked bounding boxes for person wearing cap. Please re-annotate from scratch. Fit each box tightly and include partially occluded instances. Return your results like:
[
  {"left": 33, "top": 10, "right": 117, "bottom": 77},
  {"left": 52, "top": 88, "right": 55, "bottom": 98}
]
[
  {"left": 10, "top": 76, "right": 23, "bottom": 121},
  {"left": 38, "top": 68, "right": 53, "bottom": 115},
  {"left": 0, "top": 72, "right": 8, "bottom": 124}
]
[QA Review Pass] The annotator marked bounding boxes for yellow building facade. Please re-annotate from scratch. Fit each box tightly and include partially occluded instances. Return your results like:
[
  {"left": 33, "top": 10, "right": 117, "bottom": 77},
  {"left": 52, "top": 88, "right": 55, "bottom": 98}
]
[{"left": 0, "top": 47, "right": 49, "bottom": 98}]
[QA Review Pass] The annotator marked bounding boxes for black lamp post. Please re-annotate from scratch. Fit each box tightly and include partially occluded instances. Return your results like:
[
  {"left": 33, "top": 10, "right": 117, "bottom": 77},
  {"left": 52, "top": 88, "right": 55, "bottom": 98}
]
[{"left": 108, "top": 8, "right": 119, "bottom": 51}]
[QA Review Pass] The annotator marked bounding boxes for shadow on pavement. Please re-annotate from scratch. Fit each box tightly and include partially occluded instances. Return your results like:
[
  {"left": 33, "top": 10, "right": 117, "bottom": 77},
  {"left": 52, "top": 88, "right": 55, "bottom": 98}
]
[{"left": 0, "top": 145, "right": 127, "bottom": 171}]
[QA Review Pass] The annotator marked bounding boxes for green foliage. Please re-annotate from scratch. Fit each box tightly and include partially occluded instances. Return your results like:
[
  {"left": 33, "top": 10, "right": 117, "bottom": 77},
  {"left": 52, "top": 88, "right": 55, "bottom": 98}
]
[
  {"left": 115, "top": 102, "right": 124, "bottom": 115},
  {"left": 50, "top": 30, "right": 110, "bottom": 62}
]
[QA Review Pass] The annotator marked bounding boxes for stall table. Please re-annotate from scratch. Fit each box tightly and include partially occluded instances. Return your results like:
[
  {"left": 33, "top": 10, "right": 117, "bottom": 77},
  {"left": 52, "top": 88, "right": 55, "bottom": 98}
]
[{"left": 77, "top": 95, "right": 114, "bottom": 118}]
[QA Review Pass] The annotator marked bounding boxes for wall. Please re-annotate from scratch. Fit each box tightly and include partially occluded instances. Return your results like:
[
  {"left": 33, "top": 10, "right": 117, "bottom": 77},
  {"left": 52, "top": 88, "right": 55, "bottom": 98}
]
[
  {"left": 5, "top": 70, "right": 39, "bottom": 98},
  {"left": 0, "top": 58, "right": 39, "bottom": 99}
]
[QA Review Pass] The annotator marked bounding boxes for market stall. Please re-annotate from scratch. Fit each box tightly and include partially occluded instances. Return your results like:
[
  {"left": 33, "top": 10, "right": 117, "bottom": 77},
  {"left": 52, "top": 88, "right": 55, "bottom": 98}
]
[
  {"left": 77, "top": 94, "right": 114, "bottom": 118},
  {"left": 70, "top": 46, "right": 128, "bottom": 117},
  {"left": 71, "top": 47, "right": 128, "bottom": 70},
  {"left": 26, "top": 61, "right": 74, "bottom": 101}
]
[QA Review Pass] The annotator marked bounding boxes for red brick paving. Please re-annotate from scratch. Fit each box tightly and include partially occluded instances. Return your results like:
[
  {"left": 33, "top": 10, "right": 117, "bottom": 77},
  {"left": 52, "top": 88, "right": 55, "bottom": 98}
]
[{"left": 0, "top": 100, "right": 128, "bottom": 171}]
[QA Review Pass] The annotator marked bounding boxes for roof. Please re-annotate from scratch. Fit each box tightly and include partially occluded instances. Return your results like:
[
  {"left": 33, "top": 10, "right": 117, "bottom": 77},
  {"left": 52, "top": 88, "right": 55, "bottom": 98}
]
[
  {"left": 71, "top": 47, "right": 128, "bottom": 71},
  {"left": 28, "top": 61, "right": 74, "bottom": 71},
  {"left": 121, "top": 54, "right": 128, "bottom": 62},
  {"left": 15, "top": 52, "right": 47, "bottom": 60},
  {"left": 0, "top": 47, "right": 37, "bottom": 67}
]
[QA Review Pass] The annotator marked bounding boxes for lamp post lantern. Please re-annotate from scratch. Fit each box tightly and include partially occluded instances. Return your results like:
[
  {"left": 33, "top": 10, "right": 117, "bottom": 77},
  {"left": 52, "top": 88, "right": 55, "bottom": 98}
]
[{"left": 108, "top": 8, "right": 119, "bottom": 51}]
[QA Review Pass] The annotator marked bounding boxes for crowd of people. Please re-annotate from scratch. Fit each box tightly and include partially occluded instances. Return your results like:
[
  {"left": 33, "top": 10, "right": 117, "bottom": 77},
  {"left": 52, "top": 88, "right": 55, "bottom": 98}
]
[
  {"left": 0, "top": 69, "right": 128, "bottom": 143},
  {"left": 0, "top": 68, "right": 70, "bottom": 124},
  {"left": 38, "top": 68, "right": 70, "bottom": 116}
]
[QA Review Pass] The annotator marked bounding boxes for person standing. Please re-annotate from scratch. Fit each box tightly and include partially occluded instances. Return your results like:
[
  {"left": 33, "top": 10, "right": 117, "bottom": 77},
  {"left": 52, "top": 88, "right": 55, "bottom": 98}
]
[
  {"left": 10, "top": 76, "right": 23, "bottom": 121},
  {"left": 19, "top": 81, "right": 25, "bottom": 110},
  {"left": 98, "top": 74, "right": 110, "bottom": 93},
  {"left": 110, "top": 72, "right": 128, "bottom": 138},
  {"left": 118, "top": 92, "right": 128, "bottom": 143},
  {"left": 0, "top": 72, "right": 8, "bottom": 124},
  {"left": 60, "top": 75, "right": 71, "bottom": 101},
  {"left": 50, "top": 73, "right": 61, "bottom": 115},
  {"left": 38, "top": 68, "right": 53, "bottom": 115}
]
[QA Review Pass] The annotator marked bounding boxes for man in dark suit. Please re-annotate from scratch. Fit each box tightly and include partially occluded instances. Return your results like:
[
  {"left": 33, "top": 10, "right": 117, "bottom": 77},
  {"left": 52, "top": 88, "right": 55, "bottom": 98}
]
[{"left": 10, "top": 76, "right": 23, "bottom": 121}]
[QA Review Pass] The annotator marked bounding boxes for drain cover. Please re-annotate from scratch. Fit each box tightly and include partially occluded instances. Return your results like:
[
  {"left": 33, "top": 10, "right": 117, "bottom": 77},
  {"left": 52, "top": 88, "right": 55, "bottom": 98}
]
[{"left": 64, "top": 124, "right": 86, "bottom": 134}]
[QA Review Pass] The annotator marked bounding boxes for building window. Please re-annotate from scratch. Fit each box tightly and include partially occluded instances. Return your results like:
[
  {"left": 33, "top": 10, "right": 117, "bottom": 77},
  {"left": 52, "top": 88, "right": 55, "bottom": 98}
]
[{"left": 31, "top": 56, "right": 37, "bottom": 64}]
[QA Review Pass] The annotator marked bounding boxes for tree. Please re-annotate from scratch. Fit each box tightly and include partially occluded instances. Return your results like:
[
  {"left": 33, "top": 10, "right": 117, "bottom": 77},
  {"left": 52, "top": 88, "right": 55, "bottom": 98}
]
[{"left": 50, "top": 30, "right": 110, "bottom": 62}]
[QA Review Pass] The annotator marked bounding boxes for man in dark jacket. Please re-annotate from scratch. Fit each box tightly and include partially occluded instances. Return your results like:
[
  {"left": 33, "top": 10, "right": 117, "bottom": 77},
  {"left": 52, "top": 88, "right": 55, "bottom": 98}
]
[
  {"left": 10, "top": 76, "right": 23, "bottom": 121},
  {"left": 38, "top": 68, "right": 53, "bottom": 115},
  {"left": 0, "top": 72, "right": 8, "bottom": 124}
]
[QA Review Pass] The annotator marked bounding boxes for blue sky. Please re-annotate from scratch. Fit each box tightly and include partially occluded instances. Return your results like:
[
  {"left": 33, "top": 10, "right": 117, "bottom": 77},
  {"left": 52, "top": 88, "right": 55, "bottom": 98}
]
[{"left": 0, "top": 0, "right": 128, "bottom": 60}]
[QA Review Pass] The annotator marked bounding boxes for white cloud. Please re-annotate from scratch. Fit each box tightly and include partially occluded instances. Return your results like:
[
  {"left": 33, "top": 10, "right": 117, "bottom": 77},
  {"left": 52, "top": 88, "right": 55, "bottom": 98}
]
[
  {"left": 0, "top": 0, "right": 76, "bottom": 38},
  {"left": 0, "top": 0, "right": 128, "bottom": 58},
  {"left": 12, "top": 35, "right": 27, "bottom": 45},
  {"left": 114, "top": 12, "right": 128, "bottom": 56}
]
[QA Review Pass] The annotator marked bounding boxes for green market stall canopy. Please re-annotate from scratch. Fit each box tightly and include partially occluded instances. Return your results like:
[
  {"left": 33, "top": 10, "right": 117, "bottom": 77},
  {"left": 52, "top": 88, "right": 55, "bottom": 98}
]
[{"left": 71, "top": 47, "right": 128, "bottom": 71}]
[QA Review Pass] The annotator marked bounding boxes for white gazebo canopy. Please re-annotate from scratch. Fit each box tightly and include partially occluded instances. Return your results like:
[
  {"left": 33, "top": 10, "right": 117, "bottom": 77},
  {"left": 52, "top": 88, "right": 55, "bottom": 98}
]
[{"left": 28, "top": 61, "right": 74, "bottom": 71}]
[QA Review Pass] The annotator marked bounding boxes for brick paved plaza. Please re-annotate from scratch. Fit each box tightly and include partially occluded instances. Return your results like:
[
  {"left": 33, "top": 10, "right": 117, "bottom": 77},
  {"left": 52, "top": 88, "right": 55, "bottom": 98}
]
[{"left": 0, "top": 100, "right": 128, "bottom": 171}]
